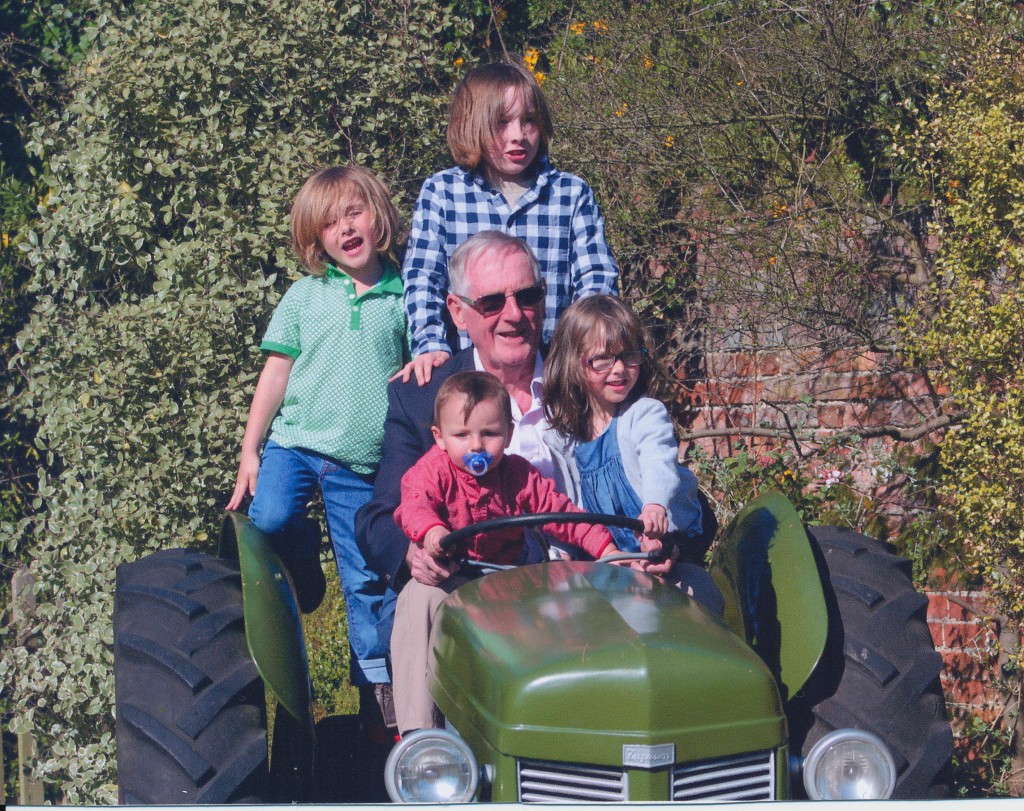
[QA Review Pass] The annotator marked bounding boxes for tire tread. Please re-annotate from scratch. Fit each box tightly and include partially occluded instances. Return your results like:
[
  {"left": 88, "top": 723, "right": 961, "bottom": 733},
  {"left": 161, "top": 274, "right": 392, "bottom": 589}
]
[
  {"left": 114, "top": 548, "right": 268, "bottom": 803},
  {"left": 791, "top": 525, "right": 952, "bottom": 799}
]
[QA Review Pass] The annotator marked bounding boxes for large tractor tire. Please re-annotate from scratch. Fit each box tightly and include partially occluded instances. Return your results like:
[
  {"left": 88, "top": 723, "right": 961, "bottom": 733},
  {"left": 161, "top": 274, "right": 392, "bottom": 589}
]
[
  {"left": 113, "top": 548, "right": 268, "bottom": 804},
  {"left": 788, "top": 526, "right": 952, "bottom": 799}
]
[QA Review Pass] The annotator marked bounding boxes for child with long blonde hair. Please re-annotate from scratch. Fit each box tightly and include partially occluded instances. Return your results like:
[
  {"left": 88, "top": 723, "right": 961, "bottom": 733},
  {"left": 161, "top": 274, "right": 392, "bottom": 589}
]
[{"left": 227, "top": 166, "right": 406, "bottom": 716}]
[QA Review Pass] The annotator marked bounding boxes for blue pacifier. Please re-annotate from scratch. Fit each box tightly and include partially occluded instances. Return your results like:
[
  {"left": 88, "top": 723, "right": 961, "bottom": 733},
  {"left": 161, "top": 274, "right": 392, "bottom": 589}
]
[{"left": 463, "top": 450, "right": 494, "bottom": 477}]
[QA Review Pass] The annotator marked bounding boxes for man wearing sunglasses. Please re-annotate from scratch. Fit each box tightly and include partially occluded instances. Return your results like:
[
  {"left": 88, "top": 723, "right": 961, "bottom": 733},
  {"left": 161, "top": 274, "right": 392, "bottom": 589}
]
[{"left": 355, "top": 231, "right": 580, "bottom": 724}]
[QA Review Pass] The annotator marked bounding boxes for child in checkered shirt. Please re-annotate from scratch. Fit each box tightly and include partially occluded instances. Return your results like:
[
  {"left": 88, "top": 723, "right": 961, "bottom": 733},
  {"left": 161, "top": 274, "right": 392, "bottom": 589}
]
[
  {"left": 400, "top": 60, "right": 620, "bottom": 385},
  {"left": 227, "top": 166, "right": 407, "bottom": 704}
]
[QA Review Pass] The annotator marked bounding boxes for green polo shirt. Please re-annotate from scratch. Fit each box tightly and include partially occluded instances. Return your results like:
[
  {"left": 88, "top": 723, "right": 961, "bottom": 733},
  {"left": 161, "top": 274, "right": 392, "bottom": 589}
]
[{"left": 260, "top": 261, "right": 407, "bottom": 474}]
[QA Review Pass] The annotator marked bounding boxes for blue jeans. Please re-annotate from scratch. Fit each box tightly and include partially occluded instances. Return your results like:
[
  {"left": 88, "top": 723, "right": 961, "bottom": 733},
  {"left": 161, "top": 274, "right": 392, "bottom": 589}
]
[{"left": 248, "top": 441, "right": 388, "bottom": 685}]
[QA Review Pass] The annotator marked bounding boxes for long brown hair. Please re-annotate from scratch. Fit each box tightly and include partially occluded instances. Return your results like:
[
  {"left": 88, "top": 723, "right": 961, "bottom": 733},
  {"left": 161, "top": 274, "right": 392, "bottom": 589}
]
[
  {"left": 543, "top": 295, "right": 652, "bottom": 441},
  {"left": 446, "top": 61, "right": 553, "bottom": 173}
]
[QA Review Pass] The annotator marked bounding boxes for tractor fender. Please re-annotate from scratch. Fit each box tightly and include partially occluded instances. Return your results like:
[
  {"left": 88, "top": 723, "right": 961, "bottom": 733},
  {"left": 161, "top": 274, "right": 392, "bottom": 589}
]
[
  {"left": 220, "top": 512, "right": 314, "bottom": 732},
  {"left": 708, "top": 491, "right": 828, "bottom": 702}
]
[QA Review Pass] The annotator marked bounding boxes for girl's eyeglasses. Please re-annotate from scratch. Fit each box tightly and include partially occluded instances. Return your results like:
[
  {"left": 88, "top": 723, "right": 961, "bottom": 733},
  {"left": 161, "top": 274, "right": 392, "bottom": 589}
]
[
  {"left": 455, "top": 283, "right": 545, "bottom": 317},
  {"left": 582, "top": 348, "right": 647, "bottom": 372}
]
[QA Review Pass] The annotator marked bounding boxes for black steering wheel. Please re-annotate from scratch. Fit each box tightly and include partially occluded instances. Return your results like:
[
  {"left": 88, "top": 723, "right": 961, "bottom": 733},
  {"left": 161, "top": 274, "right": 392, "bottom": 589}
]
[{"left": 438, "top": 511, "right": 673, "bottom": 570}]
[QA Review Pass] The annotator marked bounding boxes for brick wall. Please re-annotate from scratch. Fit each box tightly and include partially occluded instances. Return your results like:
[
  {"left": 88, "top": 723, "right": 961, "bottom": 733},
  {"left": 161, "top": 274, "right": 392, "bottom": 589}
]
[
  {"left": 927, "top": 591, "right": 1002, "bottom": 723},
  {"left": 681, "top": 348, "right": 946, "bottom": 451},
  {"left": 675, "top": 347, "right": 950, "bottom": 530},
  {"left": 676, "top": 345, "right": 995, "bottom": 727}
]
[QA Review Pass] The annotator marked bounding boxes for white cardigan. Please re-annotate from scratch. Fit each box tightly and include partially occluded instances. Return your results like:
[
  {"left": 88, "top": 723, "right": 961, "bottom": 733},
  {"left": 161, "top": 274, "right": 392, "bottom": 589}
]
[{"left": 543, "top": 397, "right": 703, "bottom": 536}]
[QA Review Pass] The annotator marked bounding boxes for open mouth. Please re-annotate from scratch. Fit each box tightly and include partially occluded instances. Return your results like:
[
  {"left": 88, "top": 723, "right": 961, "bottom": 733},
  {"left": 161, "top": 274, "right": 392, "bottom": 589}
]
[
  {"left": 341, "top": 236, "right": 363, "bottom": 252},
  {"left": 506, "top": 149, "right": 529, "bottom": 161}
]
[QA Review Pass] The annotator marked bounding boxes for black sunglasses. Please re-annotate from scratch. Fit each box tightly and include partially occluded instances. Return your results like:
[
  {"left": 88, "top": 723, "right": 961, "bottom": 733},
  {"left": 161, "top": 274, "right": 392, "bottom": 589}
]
[{"left": 455, "top": 283, "right": 545, "bottom": 316}]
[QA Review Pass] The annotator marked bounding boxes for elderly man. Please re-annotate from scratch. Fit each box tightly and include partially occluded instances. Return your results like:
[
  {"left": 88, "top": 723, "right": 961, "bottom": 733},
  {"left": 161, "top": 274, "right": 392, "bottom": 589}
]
[
  {"left": 355, "top": 230, "right": 561, "bottom": 593},
  {"left": 354, "top": 230, "right": 687, "bottom": 732},
  {"left": 355, "top": 231, "right": 576, "bottom": 734}
]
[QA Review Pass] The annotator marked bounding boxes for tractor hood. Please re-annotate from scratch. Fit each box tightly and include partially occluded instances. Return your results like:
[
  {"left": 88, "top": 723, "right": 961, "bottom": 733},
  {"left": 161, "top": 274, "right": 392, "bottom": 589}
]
[{"left": 432, "top": 561, "right": 785, "bottom": 766}]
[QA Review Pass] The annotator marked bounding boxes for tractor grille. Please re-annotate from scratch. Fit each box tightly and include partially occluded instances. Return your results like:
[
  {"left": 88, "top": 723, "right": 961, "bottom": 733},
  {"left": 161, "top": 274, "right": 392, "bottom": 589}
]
[
  {"left": 672, "top": 750, "right": 775, "bottom": 802},
  {"left": 518, "top": 760, "right": 627, "bottom": 802},
  {"left": 517, "top": 750, "right": 775, "bottom": 803}
]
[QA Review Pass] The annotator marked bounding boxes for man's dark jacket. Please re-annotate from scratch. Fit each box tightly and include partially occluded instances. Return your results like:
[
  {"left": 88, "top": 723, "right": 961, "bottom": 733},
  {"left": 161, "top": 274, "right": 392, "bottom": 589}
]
[{"left": 355, "top": 349, "right": 476, "bottom": 589}]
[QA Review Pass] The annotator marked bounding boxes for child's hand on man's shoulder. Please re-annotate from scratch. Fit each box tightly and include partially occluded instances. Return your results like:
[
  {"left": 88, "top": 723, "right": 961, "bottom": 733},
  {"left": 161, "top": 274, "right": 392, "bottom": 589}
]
[{"left": 392, "top": 351, "right": 452, "bottom": 386}]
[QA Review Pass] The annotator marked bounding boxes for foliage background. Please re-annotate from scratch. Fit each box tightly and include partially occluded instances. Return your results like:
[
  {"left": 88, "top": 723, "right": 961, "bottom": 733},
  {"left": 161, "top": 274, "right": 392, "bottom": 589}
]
[
  {"left": 1, "top": 0, "right": 471, "bottom": 800},
  {"left": 1, "top": 0, "right": 1023, "bottom": 801}
]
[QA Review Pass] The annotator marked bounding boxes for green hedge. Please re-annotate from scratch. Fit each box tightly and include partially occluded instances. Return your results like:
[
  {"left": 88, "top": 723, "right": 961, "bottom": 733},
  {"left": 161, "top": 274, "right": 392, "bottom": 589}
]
[{"left": 2, "top": 0, "right": 470, "bottom": 800}]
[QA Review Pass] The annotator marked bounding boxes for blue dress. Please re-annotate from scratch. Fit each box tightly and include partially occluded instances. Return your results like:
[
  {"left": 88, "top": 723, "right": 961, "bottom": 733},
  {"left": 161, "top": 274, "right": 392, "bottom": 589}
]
[{"left": 576, "top": 417, "right": 643, "bottom": 553}]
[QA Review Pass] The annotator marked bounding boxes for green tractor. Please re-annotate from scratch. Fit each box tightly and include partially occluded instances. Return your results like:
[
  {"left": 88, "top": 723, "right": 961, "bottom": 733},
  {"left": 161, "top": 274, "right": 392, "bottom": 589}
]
[{"left": 112, "top": 492, "right": 951, "bottom": 803}]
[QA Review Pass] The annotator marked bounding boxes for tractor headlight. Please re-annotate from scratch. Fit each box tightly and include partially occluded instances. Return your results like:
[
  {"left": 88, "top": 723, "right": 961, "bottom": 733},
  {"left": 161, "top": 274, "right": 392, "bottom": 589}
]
[
  {"left": 385, "top": 728, "right": 479, "bottom": 803},
  {"left": 802, "top": 729, "right": 896, "bottom": 800}
]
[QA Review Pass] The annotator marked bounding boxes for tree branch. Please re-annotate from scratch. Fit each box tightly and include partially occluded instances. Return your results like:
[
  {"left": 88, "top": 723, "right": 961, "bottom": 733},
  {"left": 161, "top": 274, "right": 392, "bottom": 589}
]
[{"left": 679, "top": 412, "right": 961, "bottom": 443}]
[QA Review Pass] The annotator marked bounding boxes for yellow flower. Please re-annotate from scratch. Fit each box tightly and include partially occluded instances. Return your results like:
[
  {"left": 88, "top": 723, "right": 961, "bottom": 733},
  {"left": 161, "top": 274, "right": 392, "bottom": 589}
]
[
  {"left": 614, "top": 103, "right": 628, "bottom": 117},
  {"left": 1, "top": 232, "right": 8, "bottom": 249},
  {"left": 524, "top": 48, "right": 539, "bottom": 70},
  {"left": 664, "top": 135, "right": 674, "bottom": 148},
  {"left": 569, "top": 21, "right": 585, "bottom": 35},
  {"left": 454, "top": 57, "right": 464, "bottom": 68},
  {"left": 768, "top": 256, "right": 777, "bottom": 266},
  {"left": 592, "top": 20, "right": 609, "bottom": 32},
  {"left": 533, "top": 71, "right": 547, "bottom": 86},
  {"left": 643, "top": 56, "right": 654, "bottom": 69}
]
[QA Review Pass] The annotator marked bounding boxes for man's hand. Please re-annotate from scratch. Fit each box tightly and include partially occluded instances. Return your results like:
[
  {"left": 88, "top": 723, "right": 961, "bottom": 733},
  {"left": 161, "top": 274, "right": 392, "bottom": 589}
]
[
  {"left": 634, "top": 534, "right": 678, "bottom": 577},
  {"left": 406, "top": 542, "right": 459, "bottom": 586}
]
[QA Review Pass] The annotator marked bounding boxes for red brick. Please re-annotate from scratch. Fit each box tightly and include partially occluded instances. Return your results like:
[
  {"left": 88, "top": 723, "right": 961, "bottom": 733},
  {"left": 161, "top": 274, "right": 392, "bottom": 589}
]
[
  {"left": 941, "top": 651, "right": 988, "bottom": 681},
  {"left": 763, "top": 375, "right": 815, "bottom": 402},
  {"left": 705, "top": 353, "right": 738, "bottom": 378},
  {"left": 704, "top": 381, "right": 762, "bottom": 406},
  {"left": 887, "top": 372, "right": 937, "bottom": 399},
  {"left": 973, "top": 706, "right": 1004, "bottom": 725},
  {"left": 927, "top": 593, "right": 988, "bottom": 623},
  {"left": 928, "top": 621, "right": 944, "bottom": 649},
  {"left": 851, "top": 351, "right": 887, "bottom": 373},
  {"left": 944, "top": 676, "right": 1000, "bottom": 707},
  {"left": 928, "top": 594, "right": 952, "bottom": 621},
  {"left": 757, "top": 351, "right": 782, "bottom": 377},
  {"left": 944, "top": 620, "right": 986, "bottom": 649},
  {"left": 817, "top": 403, "right": 851, "bottom": 429},
  {"left": 733, "top": 353, "right": 757, "bottom": 378}
]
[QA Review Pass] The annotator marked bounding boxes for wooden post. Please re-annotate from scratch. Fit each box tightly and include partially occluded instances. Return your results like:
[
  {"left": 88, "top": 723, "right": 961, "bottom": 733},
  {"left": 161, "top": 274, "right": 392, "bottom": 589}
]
[{"left": 11, "top": 566, "right": 44, "bottom": 805}]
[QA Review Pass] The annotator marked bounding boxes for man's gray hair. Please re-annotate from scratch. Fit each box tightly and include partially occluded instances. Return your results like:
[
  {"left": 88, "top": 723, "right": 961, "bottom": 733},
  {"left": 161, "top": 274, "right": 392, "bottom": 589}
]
[{"left": 449, "top": 231, "right": 542, "bottom": 296}]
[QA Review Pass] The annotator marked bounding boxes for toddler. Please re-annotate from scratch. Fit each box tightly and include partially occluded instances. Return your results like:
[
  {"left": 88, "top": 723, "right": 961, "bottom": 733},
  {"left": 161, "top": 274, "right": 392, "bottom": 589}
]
[
  {"left": 391, "top": 370, "right": 623, "bottom": 733},
  {"left": 227, "top": 166, "right": 406, "bottom": 707},
  {"left": 402, "top": 60, "right": 619, "bottom": 383}
]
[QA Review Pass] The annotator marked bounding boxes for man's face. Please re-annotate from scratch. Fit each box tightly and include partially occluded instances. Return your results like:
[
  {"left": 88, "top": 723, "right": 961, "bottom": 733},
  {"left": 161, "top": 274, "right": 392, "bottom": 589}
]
[{"left": 447, "top": 246, "right": 543, "bottom": 377}]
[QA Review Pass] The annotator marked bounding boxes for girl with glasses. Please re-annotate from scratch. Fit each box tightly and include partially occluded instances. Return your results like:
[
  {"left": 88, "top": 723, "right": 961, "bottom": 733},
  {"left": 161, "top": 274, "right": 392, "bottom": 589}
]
[{"left": 544, "top": 297, "right": 715, "bottom": 603}]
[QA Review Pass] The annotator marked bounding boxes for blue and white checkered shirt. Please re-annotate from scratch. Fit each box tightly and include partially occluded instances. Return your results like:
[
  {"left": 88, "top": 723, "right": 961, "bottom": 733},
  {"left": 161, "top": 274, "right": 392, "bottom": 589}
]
[{"left": 402, "top": 157, "right": 619, "bottom": 355}]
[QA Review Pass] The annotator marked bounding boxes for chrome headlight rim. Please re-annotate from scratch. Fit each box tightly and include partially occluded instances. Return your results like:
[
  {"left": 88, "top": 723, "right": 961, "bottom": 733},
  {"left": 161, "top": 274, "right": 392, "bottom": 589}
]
[
  {"left": 384, "top": 727, "right": 479, "bottom": 803},
  {"left": 802, "top": 727, "right": 897, "bottom": 800}
]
